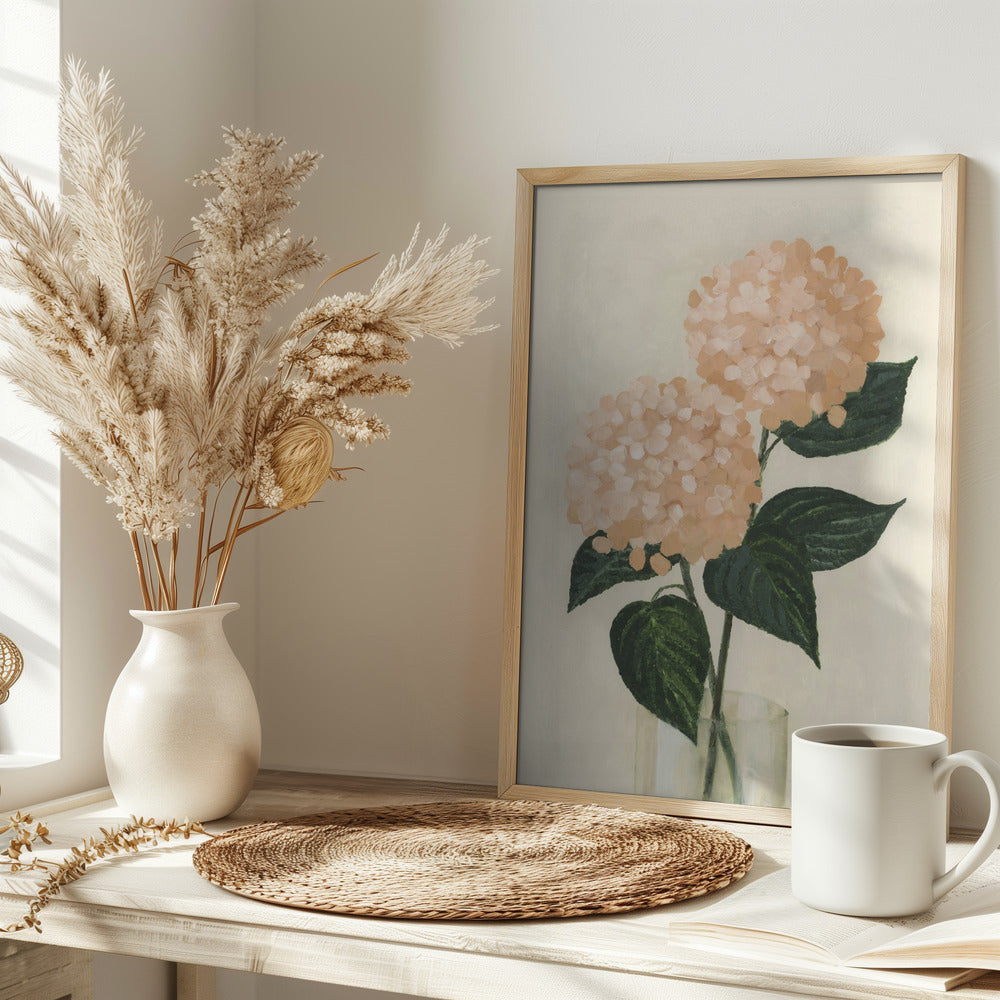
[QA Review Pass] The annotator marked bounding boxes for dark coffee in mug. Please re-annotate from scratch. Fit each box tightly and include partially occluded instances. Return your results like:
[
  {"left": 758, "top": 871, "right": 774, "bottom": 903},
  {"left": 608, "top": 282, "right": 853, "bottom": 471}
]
[{"left": 821, "top": 738, "right": 916, "bottom": 748}]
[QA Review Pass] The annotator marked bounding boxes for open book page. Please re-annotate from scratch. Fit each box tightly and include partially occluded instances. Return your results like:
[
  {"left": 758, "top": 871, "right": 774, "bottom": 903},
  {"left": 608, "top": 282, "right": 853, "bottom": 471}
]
[
  {"left": 847, "top": 846, "right": 1000, "bottom": 967},
  {"left": 671, "top": 847, "right": 1000, "bottom": 965},
  {"left": 851, "top": 913, "right": 1000, "bottom": 969},
  {"left": 670, "top": 869, "right": 910, "bottom": 962},
  {"left": 863, "top": 845, "right": 1000, "bottom": 931}
]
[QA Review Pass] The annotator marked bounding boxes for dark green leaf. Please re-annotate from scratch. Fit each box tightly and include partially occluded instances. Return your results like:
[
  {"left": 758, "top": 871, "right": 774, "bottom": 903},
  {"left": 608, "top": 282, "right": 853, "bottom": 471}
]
[
  {"left": 777, "top": 358, "right": 917, "bottom": 458},
  {"left": 755, "top": 487, "right": 905, "bottom": 571},
  {"left": 609, "top": 595, "right": 712, "bottom": 743},
  {"left": 703, "top": 523, "right": 820, "bottom": 667},
  {"left": 568, "top": 533, "right": 675, "bottom": 612}
]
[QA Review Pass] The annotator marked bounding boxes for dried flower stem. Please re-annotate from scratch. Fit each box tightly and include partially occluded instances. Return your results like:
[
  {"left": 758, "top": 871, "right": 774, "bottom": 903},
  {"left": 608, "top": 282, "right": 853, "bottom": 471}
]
[
  {"left": 211, "top": 486, "right": 251, "bottom": 606},
  {"left": 0, "top": 813, "right": 209, "bottom": 934},
  {"left": 308, "top": 252, "right": 379, "bottom": 307},
  {"left": 204, "top": 507, "right": 288, "bottom": 557},
  {"left": 196, "top": 484, "right": 229, "bottom": 607},
  {"left": 192, "top": 495, "right": 207, "bottom": 608},
  {"left": 168, "top": 530, "right": 179, "bottom": 609},
  {"left": 121, "top": 267, "right": 140, "bottom": 326},
  {"left": 147, "top": 531, "right": 166, "bottom": 600},
  {"left": 129, "top": 531, "right": 153, "bottom": 611},
  {"left": 141, "top": 535, "right": 157, "bottom": 607},
  {"left": 149, "top": 538, "right": 169, "bottom": 611}
]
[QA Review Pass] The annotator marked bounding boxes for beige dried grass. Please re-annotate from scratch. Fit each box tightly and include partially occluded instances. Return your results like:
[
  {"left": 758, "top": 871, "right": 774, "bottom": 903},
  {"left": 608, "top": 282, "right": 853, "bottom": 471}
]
[{"left": 0, "top": 60, "right": 496, "bottom": 610}]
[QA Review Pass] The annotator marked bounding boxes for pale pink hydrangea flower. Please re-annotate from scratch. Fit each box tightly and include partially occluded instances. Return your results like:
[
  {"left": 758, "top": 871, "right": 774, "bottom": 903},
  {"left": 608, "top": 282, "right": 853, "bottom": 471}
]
[
  {"left": 684, "top": 239, "right": 885, "bottom": 431},
  {"left": 566, "top": 376, "right": 762, "bottom": 567}
]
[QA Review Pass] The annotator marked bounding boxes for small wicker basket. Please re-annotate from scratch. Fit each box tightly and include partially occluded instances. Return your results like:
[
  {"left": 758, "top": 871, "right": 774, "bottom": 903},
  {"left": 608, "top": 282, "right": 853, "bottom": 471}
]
[{"left": 0, "top": 633, "right": 23, "bottom": 704}]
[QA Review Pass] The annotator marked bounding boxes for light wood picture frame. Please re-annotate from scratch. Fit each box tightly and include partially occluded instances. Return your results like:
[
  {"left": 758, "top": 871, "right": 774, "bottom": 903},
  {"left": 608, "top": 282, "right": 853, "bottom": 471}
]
[{"left": 500, "top": 155, "right": 965, "bottom": 825}]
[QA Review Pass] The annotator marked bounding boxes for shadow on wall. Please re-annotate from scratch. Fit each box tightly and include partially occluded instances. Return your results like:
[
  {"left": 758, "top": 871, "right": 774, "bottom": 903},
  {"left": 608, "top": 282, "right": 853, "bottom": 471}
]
[{"left": 0, "top": 0, "right": 62, "bottom": 768}]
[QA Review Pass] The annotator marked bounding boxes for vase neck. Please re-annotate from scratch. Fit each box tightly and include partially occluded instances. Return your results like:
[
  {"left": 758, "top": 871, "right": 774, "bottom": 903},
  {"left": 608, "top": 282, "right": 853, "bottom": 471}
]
[{"left": 130, "top": 603, "right": 239, "bottom": 635}]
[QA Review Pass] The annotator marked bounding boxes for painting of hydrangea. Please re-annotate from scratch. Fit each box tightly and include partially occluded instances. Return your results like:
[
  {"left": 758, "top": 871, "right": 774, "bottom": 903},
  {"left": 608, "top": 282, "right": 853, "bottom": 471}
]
[
  {"left": 565, "top": 239, "right": 908, "bottom": 806},
  {"left": 504, "top": 161, "right": 962, "bottom": 821}
]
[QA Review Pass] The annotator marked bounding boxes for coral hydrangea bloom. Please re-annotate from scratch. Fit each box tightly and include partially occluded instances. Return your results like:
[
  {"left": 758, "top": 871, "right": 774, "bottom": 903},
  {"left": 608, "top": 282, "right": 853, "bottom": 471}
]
[
  {"left": 684, "top": 239, "right": 884, "bottom": 431},
  {"left": 566, "top": 376, "right": 762, "bottom": 567}
]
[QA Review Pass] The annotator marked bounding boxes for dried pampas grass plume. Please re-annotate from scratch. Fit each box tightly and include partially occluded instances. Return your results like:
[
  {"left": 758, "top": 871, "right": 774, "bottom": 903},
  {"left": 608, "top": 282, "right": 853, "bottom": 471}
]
[
  {"left": 267, "top": 417, "right": 335, "bottom": 510},
  {"left": 0, "top": 61, "right": 495, "bottom": 610}
]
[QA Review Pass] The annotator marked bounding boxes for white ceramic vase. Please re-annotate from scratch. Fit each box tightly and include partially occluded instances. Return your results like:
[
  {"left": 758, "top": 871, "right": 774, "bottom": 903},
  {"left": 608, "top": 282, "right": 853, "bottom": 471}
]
[{"left": 103, "top": 602, "right": 261, "bottom": 822}]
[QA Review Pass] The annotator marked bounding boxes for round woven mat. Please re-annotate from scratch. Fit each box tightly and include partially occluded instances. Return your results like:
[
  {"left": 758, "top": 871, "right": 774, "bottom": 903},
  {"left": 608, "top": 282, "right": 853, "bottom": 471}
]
[{"left": 192, "top": 799, "right": 753, "bottom": 920}]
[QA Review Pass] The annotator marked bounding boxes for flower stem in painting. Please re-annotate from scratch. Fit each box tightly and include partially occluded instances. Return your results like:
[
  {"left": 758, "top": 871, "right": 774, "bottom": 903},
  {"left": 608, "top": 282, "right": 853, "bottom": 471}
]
[
  {"left": 702, "top": 610, "right": 738, "bottom": 800},
  {"left": 702, "top": 427, "right": 774, "bottom": 801},
  {"left": 681, "top": 557, "right": 742, "bottom": 801}
]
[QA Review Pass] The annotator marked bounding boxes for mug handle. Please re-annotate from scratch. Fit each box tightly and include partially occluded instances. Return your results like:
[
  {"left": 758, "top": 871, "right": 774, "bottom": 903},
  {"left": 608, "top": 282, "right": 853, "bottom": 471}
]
[{"left": 932, "top": 750, "right": 1000, "bottom": 902}]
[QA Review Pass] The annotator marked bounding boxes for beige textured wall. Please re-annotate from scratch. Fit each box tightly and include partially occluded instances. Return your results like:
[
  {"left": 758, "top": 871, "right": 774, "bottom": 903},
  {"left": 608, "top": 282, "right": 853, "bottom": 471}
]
[
  {"left": 253, "top": 0, "right": 509, "bottom": 782},
  {"left": 252, "top": 0, "right": 1000, "bottom": 835}
]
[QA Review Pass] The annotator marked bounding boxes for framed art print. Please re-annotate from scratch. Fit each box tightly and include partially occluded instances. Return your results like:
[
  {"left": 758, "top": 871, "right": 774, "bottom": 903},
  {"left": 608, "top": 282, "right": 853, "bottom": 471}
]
[{"left": 499, "top": 156, "right": 965, "bottom": 824}]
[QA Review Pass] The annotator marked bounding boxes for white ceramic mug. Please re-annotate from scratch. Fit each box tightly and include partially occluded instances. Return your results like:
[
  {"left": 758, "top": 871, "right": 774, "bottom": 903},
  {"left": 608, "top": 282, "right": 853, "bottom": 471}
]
[{"left": 791, "top": 723, "right": 1000, "bottom": 917}]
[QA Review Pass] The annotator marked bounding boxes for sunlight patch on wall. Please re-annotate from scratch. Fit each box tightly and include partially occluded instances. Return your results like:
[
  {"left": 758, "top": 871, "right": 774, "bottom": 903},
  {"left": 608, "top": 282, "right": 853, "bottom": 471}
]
[{"left": 0, "top": 0, "right": 60, "bottom": 763}]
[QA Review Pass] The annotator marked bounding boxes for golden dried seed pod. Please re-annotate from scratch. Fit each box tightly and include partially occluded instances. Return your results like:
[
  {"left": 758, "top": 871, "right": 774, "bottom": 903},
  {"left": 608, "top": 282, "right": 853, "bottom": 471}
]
[{"left": 268, "top": 416, "right": 335, "bottom": 510}]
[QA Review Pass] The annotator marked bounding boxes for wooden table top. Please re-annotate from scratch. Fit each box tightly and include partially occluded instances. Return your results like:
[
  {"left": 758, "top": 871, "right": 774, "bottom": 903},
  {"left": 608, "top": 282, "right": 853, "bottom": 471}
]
[{"left": 2, "top": 770, "right": 998, "bottom": 1000}]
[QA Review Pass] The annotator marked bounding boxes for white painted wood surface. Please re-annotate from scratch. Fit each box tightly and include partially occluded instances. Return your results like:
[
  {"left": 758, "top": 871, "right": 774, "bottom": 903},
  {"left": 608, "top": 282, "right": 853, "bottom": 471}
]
[{"left": 2, "top": 771, "right": 999, "bottom": 1000}]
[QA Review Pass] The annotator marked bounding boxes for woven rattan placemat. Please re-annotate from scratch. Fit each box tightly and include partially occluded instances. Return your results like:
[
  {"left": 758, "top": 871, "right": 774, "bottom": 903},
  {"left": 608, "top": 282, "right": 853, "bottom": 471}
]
[{"left": 192, "top": 799, "right": 753, "bottom": 920}]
